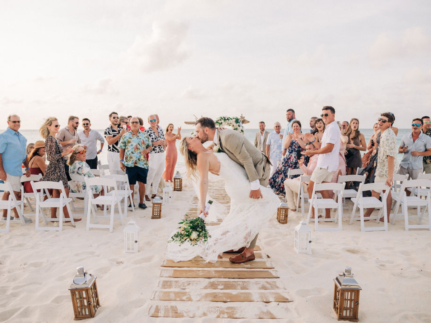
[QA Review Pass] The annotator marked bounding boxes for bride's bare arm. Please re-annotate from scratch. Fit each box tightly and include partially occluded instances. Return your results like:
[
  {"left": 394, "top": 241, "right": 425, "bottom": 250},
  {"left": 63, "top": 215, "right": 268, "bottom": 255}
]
[{"left": 197, "top": 153, "right": 210, "bottom": 216}]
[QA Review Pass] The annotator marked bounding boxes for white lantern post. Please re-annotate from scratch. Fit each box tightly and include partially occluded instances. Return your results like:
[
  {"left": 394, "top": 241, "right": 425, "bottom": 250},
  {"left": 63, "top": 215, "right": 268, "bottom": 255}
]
[
  {"left": 163, "top": 184, "right": 173, "bottom": 205},
  {"left": 294, "top": 220, "right": 312, "bottom": 254},
  {"left": 124, "top": 220, "right": 140, "bottom": 253}
]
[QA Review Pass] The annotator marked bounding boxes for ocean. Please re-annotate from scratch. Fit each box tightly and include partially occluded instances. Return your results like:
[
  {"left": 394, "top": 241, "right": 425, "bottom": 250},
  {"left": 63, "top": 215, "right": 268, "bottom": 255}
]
[{"left": 2, "top": 128, "right": 409, "bottom": 163}]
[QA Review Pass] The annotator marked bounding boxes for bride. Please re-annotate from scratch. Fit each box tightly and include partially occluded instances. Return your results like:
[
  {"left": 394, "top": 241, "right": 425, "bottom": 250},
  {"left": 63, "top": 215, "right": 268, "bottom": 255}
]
[{"left": 166, "top": 136, "right": 279, "bottom": 263}]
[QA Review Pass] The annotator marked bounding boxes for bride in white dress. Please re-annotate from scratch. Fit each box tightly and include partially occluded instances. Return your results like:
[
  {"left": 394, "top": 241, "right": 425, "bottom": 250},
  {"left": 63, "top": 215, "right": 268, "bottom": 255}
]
[{"left": 166, "top": 136, "right": 279, "bottom": 263}]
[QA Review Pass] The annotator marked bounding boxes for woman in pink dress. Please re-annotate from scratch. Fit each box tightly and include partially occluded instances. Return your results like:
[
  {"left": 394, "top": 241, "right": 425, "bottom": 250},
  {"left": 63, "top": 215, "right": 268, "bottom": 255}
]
[{"left": 163, "top": 124, "right": 182, "bottom": 182}]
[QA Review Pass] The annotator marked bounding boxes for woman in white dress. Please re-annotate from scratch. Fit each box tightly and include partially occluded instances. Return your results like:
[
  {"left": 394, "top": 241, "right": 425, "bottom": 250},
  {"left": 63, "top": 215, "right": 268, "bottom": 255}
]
[{"left": 166, "top": 136, "right": 279, "bottom": 263}]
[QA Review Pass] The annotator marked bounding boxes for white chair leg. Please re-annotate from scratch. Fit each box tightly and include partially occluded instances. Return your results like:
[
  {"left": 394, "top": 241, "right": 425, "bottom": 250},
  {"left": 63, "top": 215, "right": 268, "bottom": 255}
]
[
  {"left": 59, "top": 205, "right": 63, "bottom": 232},
  {"left": 359, "top": 206, "right": 365, "bottom": 232},
  {"left": 391, "top": 201, "right": 401, "bottom": 225},
  {"left": 86, "top": 201, "right": 92, "bottom": 231},
  {"left": 35, "top": 202, "right": 41, "bottom": 231},
  {"left": 383, "top": 203, "right": 388, "bottom": 231},
  {"left": 109, "top": 203, "right": 115, "bottom": 233},
  {"left": 65, "top": 203, "right": 75, "bottom": 227},
  {"left": 118, "top": 201, "right": 124, "bottom": 226},
  {"left": 16, "top": 205, "right": 26, "bottom": 226},
  {"left": 0, "top": 208, "right": 12, "bottom": 233},
  {"left": 403, "top": 202, "right": 409, "bottom": 231},
  {"left": 338, "top": 203, "right": 343, "bottom": 230},
  {"left": 349, "top": 204, "right": 357, "bottom": 225}
]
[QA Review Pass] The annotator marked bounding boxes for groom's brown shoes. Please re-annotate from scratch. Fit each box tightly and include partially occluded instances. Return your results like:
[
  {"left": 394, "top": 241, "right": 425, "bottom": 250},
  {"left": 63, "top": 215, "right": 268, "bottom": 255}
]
[
  {"left": 229, "top": 252, "right": 255, "bottom": 263},
  {"left": 224, "top": 247, "right": 245, "bottom": 254}
]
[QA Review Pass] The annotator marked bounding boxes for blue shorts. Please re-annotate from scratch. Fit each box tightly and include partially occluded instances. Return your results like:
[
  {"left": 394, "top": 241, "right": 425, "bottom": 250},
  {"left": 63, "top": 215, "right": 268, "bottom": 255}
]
[{"left": 126, "top": 166, "right": 148, "bottom": 185}]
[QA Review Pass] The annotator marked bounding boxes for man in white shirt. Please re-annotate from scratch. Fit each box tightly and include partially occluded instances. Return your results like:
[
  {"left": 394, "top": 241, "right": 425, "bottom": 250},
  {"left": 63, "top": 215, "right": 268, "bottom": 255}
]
[
  {"left": 254, "top": 121, "right": 270, "bottom": 155},
  {"left": 78, "top": 118, "right": 105, "bottom": 169},
  {"left": 266, "top": 122, "right": 283, "bottom": 177},
  {"left": 282, "top": 108, "right": 296, "bottom": 146},
  {"left": 303, "top": 106, "right": 341, "bottom": 219}
]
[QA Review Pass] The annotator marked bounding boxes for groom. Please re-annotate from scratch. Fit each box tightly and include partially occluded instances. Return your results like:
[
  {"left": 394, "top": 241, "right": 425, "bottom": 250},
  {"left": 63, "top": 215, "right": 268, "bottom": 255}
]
[{"left": 195, "top": 117, "right": 271, "bottom": 263}]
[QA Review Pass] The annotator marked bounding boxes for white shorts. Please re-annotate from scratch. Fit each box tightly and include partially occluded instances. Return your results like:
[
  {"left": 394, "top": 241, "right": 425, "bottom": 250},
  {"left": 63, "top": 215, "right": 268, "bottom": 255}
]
[
  {"left": 374, "top": 175, "right": 390, "bottom": 193},
  {"left": 107, "top": 151, "right": 121, "bottom": 175},
  {"left": 310, "top": 167, "right": 334, "bottom": 184},
  {"left": 6, "top": 173, "right": 21, "bottom": 192}
]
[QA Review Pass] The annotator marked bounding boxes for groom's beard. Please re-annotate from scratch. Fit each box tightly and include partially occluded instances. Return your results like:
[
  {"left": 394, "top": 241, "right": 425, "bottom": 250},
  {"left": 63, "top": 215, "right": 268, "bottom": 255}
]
[{"left": 199, "top": 133, "right": 209, "bottom": 143}]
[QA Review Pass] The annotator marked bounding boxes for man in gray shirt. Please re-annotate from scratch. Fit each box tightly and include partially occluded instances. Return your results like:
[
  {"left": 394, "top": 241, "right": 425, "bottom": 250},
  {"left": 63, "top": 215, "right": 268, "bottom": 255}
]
[
  {"left": 57, "top": 115, "right": 82, "bottom": 180},
  {"left": 78, "top": 118, "right": 105, "bottom": 169},
  {"left": 398, "top": 117, "right": 431, "bottom": 180}
]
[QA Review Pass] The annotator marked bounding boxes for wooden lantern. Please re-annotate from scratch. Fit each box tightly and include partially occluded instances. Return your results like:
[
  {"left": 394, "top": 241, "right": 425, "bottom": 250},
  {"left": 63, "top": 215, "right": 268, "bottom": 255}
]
[
  {"left": 277, "top": 202, "right": 288, "bottom": 224},
  {"left": 333, "top": 267, "right": 362, "bottom": 322},
  {"left": 152, "top": 197, "right": 162, "bottom": 219},
  {"left": 69, "top": 267, "right": 100, "bottom": 320},
  {"left": 124, "top": 220, "right": 140, "bottom": 253},
  {"left": 294, "top": 221, "right": 312, "bottom": 254},
  {"left": 173, "top": 171, "right": 182, "bottom": 191}
]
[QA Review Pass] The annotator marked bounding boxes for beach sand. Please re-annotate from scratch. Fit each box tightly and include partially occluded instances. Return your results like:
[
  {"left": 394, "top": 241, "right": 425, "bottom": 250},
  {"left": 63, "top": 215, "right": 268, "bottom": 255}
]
[{"left": 1, "top": 163, "right": 431, "bottom": 323}]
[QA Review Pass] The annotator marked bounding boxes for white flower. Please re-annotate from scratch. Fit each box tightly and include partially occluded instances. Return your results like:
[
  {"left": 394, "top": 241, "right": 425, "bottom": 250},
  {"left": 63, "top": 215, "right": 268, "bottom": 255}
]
[{"left": 190, "top": 231, "right": 198, "bottom": 240}]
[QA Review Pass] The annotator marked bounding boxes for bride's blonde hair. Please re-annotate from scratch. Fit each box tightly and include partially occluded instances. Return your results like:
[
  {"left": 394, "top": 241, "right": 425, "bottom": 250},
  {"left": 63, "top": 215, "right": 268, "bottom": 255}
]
[{"left": 180, "top": 137, "right": 198, "bottom": 179}]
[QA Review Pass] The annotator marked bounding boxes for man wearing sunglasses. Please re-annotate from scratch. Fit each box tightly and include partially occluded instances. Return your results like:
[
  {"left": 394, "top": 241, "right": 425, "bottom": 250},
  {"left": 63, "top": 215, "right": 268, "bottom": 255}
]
[
  {"left": 104, "top": 112, "right": 127, "bottom": 175},
  {"left": 421, "top": 116, "right": 431, "bottom": 174},
  {"left": 398, "top": 118, "right": 431, "bottom": 181},
  {"left": 0, "top": 114, "right": 32, "bottom": 223},
  {"left": 78, "top": 118, "right": 105, "bottom": 169},
  {"left": 57, "top": 115, "right": 82, "bottom": 181},
  {"left": 282, "top": 109, "right": 296, "bottom": 153}
]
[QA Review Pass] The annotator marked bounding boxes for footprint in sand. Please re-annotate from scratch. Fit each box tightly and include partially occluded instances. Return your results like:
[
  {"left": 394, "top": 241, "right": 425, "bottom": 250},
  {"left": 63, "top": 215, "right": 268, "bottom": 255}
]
[
  {"left": 51, "top": 295, "right": 69, "bottom": 304},
  {"left": 295, "top": 287, "right": 327, "bottom": 298}
]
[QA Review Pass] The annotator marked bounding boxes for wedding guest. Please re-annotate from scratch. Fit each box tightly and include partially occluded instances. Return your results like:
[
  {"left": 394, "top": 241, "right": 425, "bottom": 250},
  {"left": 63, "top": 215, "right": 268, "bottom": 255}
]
[
  {"left": 312, "top": 118, "right": 325, "bottom": 144},
  {"left": 0, "top": 114, "right": 31, "bottom": 222},
  {"left": 163, "top": 123, "right": 181, "bottom": 182},
  {"left": 398, "top": 118, "right": 431, "bottom": 181},
  {"left": 309, "top": 117, "right": 318, "bottom": 133},
  {"left": 120, "top": 116, "right": 130, "bottom": 131},
  {"left": 78, "top": 118, "right": 104, "bottom": 169},
  {"left": 68, "top": 145, "right": 103, "bottom": 199},
  {"left": 127, "top": 115, "right": 133, "bottom": 123},
  {"left": 40, "top": 117, "right": 80, "bottom": 221},
  {"left": 363, "top": 112, "right": 397, "bottom": 221},
  {"left": 270, "top": 120, "right": 307, "bottom": 195},
  {"left": 303, "top": 106, "right": 341, "bottom": 219},
  {"left": 57, "top": 115, "right": 81, "bottom": 180},
  {"left": 137, "top": 117, "right": 146, "bottom": 132},
  {"left": 266, "top": 122, "right": 283, "bottom": 177},
  {"left": 330, "top": 122, "right": 347, "bottom": 184},
  {"left": 23, "top": 141, "right": 47, "bottom": 193},
  {"left": 25, "top": 143, "right": 35, "bottom": 164},
  {"left": 341, "top": 121, "right": 349, "bottom": 135},
  {"left": 104, "top": 112, "right": 127, "bottom": 175},
  {"left": 254, "top": 121, "right": 269, "bottom": 155},
  {"left": 282, "top": 109, "right": 297, "bottom": 147},
  {"left": 422, "top": 116, "right": 431, "bottom": 174},
  {"left": 345, "top": 118, "right": 366, "bottom": 175},
  {"left": 145, "top": 115, "right": 166, "bottom": 200},
  {"left": 367, "top": 123, "right": 380, "bottom": 151},
  {"left": 284, "top": 133, "right": 318, "bottom": 211}
]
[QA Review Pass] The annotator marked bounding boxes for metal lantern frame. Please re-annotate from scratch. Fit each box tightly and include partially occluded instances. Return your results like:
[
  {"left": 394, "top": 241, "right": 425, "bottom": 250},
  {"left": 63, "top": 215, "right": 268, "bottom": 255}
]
[
  {"left": 152, "top": 197, "right": 162, "bottom": 219},
  {"left": 173, "top": 172, "right": 182, "bottom": 191},
  {"left": 333, "top": 267, "right": 362, "bottom": 322},
  {"left": 294, "top": 220, "right": 312, "bottom": 254},
  {"left": 277, "top": 202, "right": 289, "bottom": 224},
  {"left": 69, "top": 267, "right": 100, "bottom": 320},
  {"left": 124, "top": 220, "right": 140, "bottom": 253}
]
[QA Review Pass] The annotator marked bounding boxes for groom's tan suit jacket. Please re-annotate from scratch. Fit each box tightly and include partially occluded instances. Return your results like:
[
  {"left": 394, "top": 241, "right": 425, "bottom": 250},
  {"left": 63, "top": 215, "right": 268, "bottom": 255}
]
[{"left": 217, "top": 129, "right": 271, "bottom": 186}]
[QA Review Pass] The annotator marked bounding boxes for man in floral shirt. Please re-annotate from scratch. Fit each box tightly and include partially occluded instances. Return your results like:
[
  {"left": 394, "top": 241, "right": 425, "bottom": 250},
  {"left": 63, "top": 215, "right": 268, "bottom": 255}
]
[
  {"left": 422, "top": 116, "right": 431, "bottom": 174},
  {"left": 119, "top": 117, "right": 152, "bottom": 210},
  {"left": 364, "top": 112, "right": 397, "bottom": 221}
]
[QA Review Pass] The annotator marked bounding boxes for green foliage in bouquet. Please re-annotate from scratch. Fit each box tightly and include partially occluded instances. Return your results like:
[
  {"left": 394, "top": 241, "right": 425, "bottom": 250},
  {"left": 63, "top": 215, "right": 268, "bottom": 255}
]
[{"left": 170, "top": 215, "right": 211, "bottom": 246}]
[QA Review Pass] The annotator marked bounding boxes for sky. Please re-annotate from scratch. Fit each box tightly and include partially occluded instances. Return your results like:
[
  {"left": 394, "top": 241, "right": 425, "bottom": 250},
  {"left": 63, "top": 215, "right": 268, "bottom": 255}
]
[{"left": 1, "top": 0, "right": 431, "bottom": 130}]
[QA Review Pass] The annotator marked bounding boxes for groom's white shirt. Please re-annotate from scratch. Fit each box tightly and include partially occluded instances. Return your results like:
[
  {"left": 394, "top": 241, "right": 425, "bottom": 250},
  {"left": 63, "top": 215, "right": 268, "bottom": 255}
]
[{"left": 213, "top": 129, "right": 261, "bottom": 191}]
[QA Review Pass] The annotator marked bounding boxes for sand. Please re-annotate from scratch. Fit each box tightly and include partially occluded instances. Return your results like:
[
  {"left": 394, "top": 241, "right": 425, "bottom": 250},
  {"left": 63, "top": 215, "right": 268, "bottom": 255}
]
[{"left": 1, "top": 160, "right": 431, "bottom": 323}]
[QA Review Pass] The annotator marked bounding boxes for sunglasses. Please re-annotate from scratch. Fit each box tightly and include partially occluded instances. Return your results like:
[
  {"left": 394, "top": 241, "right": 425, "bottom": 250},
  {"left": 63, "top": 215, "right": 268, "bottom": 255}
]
[
  {"left": 131, "top": 121, "right": 139, "bottom": 124},
  {"left": 321, "top": 113, "right": 329, "bottom": 117},
  {"left": 412, "top": 123, "right": 421, "bottom": 127},
  {"left": 83, "top": 123, "right": 89, "bottom": 126},
  {"left": 305, "top": 139, "right": 316, "bottom": 147},
  {"left": 10, "top": 120, "right": 21, "bottom": 123},
  {"left": 54, "top": 124, "right": 60, "bottom": 128},
  {"left": 378, "top": 118, "right": 388, "bottom": 123},
  {"left": 112, "top": 116, "right": 119, "bottom": 119},
  {"left": 424, "top": 121, "right": 431, "bottom": 125},
  {"left": 75, "top": 150, "right": 87, "bottom": 155},
  {"left": 150, "top": 119, "right": 157, "bottom": 122},
  {"left": 74, "top": 122, "right": 79, "bottom": 125},
  {"left": 123, "top": 122, "right": 129, "bottom": 124}
]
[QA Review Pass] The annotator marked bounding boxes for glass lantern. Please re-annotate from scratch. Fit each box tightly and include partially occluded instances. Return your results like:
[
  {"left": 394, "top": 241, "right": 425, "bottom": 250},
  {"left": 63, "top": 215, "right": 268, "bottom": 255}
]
[
  {"left": 69, "top": 266, "right": 100, "bottom": 320},
  {"left": 123, "top": 220, "right": 140, "bottom": 253},
  {"left": 277, "top": 202, "right": 288, "bottom": 224},
  {"left": 152, "top": 197, "right": 162, "bottom": 219},
  {"left": 333, "top": 267, "right": 362, "bottom": 321},
  {"left": 294, "top": 220, "right": 312, "bottom": 254},
  {"left": 163, "top": 184, "right": 173, "bottom": 205},
  {"left": 173, "top": 171, "right": 182, "bottom": 191}
]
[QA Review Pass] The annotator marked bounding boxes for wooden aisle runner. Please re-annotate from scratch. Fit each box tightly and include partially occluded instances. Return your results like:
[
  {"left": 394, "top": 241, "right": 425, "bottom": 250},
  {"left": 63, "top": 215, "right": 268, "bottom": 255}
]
[{"left": 148, "top": 179, "right": 291, "bottom": 319}]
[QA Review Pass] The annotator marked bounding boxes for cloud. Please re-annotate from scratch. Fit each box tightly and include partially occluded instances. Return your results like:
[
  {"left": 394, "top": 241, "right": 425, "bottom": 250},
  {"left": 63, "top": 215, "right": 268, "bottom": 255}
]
[
  {"left": 285, "top": 46, "right": 325, "bottom": 66},
  {"left": 124, "top": 20, "right": 190, "bottom": 73},
  {"left": 1, "top": 97, "right": 24, "bottom": 105},
  {"left": 83, "top": 78, "right": 118, "bottom": 95},
  {"left": 405, "top": 68, "right": 431, "bottom": 84},
  {"left": 181, "top": 87, "right": 207, "bottom": 100}
]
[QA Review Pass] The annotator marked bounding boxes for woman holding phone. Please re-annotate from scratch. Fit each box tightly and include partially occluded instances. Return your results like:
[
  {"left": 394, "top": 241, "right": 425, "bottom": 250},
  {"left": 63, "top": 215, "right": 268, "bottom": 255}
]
[{"left": 269, "top": 120, "right": 307, "bottom": 195}]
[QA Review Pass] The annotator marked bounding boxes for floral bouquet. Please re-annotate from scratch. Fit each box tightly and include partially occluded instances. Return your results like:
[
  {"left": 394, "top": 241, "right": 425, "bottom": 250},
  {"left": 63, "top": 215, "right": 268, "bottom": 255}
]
[{"left": 170, "top": 200, "right": 213, "bottom": 246}]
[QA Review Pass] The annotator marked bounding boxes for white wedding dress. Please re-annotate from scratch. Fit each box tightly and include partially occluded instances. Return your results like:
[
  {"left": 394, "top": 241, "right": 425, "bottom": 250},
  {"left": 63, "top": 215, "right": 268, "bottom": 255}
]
[{"left": 166, "top": 153, "right": 280, "bottom": 263}]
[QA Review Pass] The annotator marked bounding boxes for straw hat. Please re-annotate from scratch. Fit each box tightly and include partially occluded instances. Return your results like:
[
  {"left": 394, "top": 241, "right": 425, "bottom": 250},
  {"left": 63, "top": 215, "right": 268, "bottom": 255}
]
[{"left": 34, "top": 140, "right": 45, "bottom": 149}]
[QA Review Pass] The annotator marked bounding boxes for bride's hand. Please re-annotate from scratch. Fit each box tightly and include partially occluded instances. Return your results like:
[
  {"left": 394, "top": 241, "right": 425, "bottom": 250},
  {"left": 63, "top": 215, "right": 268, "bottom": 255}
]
[
  {"left": 199, "top": 206, "right": 208, "bottom": 217},
  {"left": 250, "top": 189, "right": 263, "bottom": 199}
]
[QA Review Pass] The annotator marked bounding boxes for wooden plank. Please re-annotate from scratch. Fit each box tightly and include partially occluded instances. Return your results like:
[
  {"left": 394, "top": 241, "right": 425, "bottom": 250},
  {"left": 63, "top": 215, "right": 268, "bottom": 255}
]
[
  {"left": 158, "top": 279, "right": 283, "bottom": 290},
  {"left": 152, "top": 291, "right": 291, "bottom": 302},
  {"left": 160, "top": 269, "right": 279, "bottom": 279},
  {"left": 149, "top": 305, "right": 281, "bottom": 319},
  {"left": 162, "top": 259, "right": 274, "bottom": 269}
]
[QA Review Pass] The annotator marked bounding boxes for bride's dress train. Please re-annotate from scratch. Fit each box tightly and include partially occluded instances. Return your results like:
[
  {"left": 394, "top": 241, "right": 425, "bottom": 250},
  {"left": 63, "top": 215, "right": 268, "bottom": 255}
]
[{"left": 166, "top": 153, "right": 279, "bottom": 263}]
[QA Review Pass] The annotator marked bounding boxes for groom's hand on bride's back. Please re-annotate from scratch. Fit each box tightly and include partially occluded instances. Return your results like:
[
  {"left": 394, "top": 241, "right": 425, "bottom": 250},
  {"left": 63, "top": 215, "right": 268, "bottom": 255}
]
[{"left": 250, "top": 189, "right": 263, "bottom": 199}]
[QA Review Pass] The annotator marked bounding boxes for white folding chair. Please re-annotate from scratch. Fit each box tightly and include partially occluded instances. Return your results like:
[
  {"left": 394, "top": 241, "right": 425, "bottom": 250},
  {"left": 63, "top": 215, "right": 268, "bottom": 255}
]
[
  {"left": 90, "top": 169, "right": 103, "bottom": 176},
  {"left": 411, "top": 173, "right": 431, "bottom": 197},
  {"left": 102, "top": 174, "right": 134, "bottom": 215},
  {"left": 20, "top": 174, "right": 43, "bottom": 216},
  {"left": 391, "top": 179, "right": 431, "bottom": 230},
  {"left": 69, "top": 174, "right": 89, "bottom": 217},
  {"left": 349, "top": 182, "right": 389, "bottom": 232},
  {"left": 338, "top": 174, "right": 366, "bottom": 210},
  {"left": 0, "top": 182, "right": 26, "bottom": 233},
  {"left": 391, "top": 174, "right": 411, "bottom": 221},
  {"left": 296, "top": 175, "right": 311, "bottom": 217},
  {"left": 85, "top": 177, "right": 124, "bottom": 232},
  {"left": 306, "top": 183, "right": 344, "bottom": 231},
  {"left": 31, "top": 181, "right": 75, "bottom": 231},
  {"left": 288, "top": 168, "right": 304, "bottom": 179},
  {"left": 98, "top": 163, "right": 110, "bottom": 175}
]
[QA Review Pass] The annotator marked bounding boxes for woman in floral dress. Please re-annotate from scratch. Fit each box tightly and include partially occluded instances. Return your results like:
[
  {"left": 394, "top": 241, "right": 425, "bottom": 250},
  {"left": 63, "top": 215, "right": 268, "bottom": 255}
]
[{"left": 269, "top": 120, "right": 307, "bottom": 195}]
